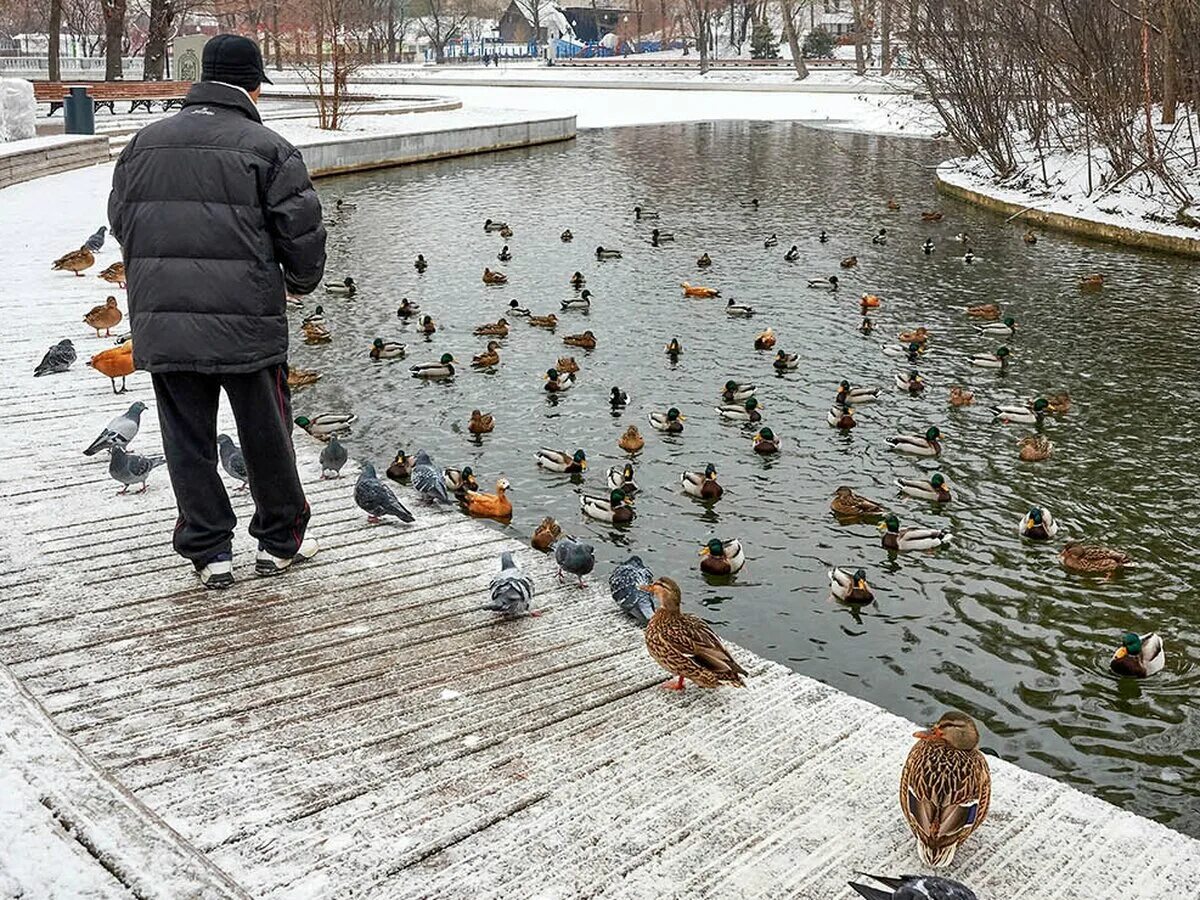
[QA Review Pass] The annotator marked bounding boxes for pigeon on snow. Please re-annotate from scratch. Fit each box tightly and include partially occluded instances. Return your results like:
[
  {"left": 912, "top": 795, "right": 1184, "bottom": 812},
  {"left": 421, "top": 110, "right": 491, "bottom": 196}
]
[
  {"left": 485, "top": 551, "right": 534, "bottom": 616},
  {"left": 217, "top": 434, "right": 248, "bottom": 490},
  {"left": 411, "top": 449, "right": 450, "bottom": 504},
  {"left": 108, "top": 446, "right": 165, "bottom": 494},
  {"left": 83, "top": 226, "right": 107, "bottom": 252},
  {"left": 849, "top": 873, "right": 978, "bottom": 900},
  {"left": 83, "top": 401, "right": 146, "bottom": 456},
  {"left": 320, "top": 435, "right": 348, "bottom": 479},
  {"left": 34, "top": 339, "right": 76, "bottom": 377},
  {"left": 554, "top": 536, "right": 595, "bottom": 587},
  {"left": 609, "top": 555, "right": 656, "bottom": 625},
  {"left": 355, "top": 463, "right": 414, "bottom": 523}
]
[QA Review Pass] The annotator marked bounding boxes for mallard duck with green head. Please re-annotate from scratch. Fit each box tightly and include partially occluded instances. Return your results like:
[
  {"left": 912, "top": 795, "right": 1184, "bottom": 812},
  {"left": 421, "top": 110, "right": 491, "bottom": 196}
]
[
  {"left": 607, "top": 462, "right": 639, "bottom": 494},
  {"left": 1110, "top": 631, "right": 1164, "bottom": 677},
  {"left": 887, "top": 426, "right": 943, "bottom": 457},
  {"left": 717, "top": 397, "right": 761, "bottom": 422},
  {"left": 537, "top": 447, "right": 587, "bottom": 473},
  {"left": 828, "top": 567, "right": 874, "bottom": 605},
  {"left": 752, "top": 427, "right": 779, "bottom": 454},
  {"left": 295, "top": 413, "right": 355, "bottom": 439},
  {"left": 896, "top": 473, "right": 951, "bottom": 503},
  {"left": 370, "top": 338, "right": 406, "bottom": 360},
  {"left": 721, "top": 380, "right": 756, "bottom": 402},
  {"left": 879, "top": 514, "right": 953, "bottom": 551},
  {"left": 581, "top": 488, "right": 635, "bottom": 524},
  {"left": 681, "top": 463, "right": 722, "bottom": 500},
  {"left": 410, "top": 353, "right": 455, "bottom": 378},
  {"left": 699, "top": 538, "right": 745, "bottom": 575},
  {"left": 648, "top": 407, "right": 685, "bottom": 433}
]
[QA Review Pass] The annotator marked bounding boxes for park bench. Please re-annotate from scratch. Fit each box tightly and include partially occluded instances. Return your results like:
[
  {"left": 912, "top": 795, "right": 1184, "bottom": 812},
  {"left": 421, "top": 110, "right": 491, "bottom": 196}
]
[{"left": 32, "top": 81, "right": 192, "bottom": 116}]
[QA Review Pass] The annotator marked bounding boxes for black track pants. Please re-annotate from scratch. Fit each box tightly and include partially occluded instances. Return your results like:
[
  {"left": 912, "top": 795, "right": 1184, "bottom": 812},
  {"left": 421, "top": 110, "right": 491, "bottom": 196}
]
[{"left": 151, "top": 365, "right": 310, "bottom": 564}]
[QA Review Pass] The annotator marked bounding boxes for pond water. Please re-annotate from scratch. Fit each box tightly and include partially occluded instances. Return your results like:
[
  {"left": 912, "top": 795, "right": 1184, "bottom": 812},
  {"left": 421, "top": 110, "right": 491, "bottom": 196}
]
[{"left": 304, "top": 121, "right": 1200, "bottom": 835}]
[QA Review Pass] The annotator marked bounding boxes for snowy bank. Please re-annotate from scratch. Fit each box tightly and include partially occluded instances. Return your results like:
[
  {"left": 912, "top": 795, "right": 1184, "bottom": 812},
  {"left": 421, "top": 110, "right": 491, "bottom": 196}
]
[{"left": 937, "top": 155, "right": 1200, "bottom": 258}]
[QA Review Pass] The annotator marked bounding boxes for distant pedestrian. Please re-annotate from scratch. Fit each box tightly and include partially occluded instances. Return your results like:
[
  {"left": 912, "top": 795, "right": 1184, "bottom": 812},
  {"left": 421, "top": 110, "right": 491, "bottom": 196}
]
[{"left": 107, "top": 34, "right": 326, "bottom": 590}]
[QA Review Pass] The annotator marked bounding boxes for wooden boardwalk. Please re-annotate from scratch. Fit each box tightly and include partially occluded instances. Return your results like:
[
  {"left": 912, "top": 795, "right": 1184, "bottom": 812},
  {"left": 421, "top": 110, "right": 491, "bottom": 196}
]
[{"left": 3, "top": 163, "right": 1200, "bottom": 900}]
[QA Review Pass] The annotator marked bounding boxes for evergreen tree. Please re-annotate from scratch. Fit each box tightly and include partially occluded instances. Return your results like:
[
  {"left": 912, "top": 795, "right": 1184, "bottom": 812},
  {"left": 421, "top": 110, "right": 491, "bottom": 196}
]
[{"left": 750, "top": 20, "right": 779, "bottom": 59}]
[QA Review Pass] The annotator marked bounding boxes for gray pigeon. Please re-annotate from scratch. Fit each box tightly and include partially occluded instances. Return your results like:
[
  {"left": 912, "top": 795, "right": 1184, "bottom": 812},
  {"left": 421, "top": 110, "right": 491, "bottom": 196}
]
[
  {"left": 411, "top": 449, "right": 450, "bottom": 504},
  {"left": 355, "top": 463, "right": 414, "bottom": 523},
  {"left": 34, "top": 339, "right": 76, "bottom": 377},
  {"left": 554, "top": 535, "right": 595, "bottom": 587},
  {"left": 485, "top": 551, "right": 535, "bottom": 616},
  {"left": 217, "top": 434, "right": 248, "bottom": 490},
  {"left": 609, "top": 555, "right": 656, "bottom": 625},
  {"left": 320, "top": 435, "right": 348, "bottom": 479},
  {"left": 849, "top": 875, "right": 978, "bottom": 900},
  {"left": 108, "top": 446, "right": 165, "bottom": 494},
  {"left": 83, "top": 226, "right": 106, "bottom": 252},
  {"left": 83, "top": 401, "right": 146, "bottom": 456}
]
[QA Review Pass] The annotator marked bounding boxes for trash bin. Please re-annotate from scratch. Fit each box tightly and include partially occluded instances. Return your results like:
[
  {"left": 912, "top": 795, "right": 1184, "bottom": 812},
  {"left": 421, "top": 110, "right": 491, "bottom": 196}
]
[{"left": 63, "top": 86, "right": 95, "bottom": 135}]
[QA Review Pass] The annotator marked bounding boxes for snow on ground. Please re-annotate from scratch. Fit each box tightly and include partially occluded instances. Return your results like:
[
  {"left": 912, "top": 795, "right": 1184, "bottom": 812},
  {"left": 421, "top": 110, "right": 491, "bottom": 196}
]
[
  {"left": 940, "top": 145, "right": 1200, "bottom": 243},
  {"left": 345, "top": 61, "right": 902, "bottom": 89},
  {"left": 288, "top": 80, "right": 941, "bottom": 136},
  {"left": 0, "top": 768, "right": 129, "bottom": 899}
]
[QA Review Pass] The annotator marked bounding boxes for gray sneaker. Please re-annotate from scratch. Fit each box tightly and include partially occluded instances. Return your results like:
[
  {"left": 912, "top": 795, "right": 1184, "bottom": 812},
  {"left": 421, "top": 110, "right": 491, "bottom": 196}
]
[
  {"left": 196, "top": 552, "right": 234, "bottom": 590},
  {"left": 255, "top": 535, "right": 318, "bottom": 577}
]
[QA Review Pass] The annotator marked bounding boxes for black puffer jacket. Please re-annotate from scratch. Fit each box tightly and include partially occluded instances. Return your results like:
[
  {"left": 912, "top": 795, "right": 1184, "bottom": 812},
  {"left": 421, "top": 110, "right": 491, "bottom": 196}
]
[{"left": 108, "top": 82, "right": 326, "bottom": 374}]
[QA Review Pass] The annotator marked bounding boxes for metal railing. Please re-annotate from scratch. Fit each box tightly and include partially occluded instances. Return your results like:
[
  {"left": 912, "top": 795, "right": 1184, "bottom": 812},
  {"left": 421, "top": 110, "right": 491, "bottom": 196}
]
[{"left": 0, "top": 56, "right": 145, "bottom": 76}]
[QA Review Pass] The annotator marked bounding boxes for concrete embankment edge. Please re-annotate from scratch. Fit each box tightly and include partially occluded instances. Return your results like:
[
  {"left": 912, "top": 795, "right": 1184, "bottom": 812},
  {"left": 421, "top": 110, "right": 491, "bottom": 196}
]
[
  {"left": 936, "top": 169, "right": 1200, "bottom": 258},
  {"left": 299, "top": 114, "right": 577, "bottom": 177}
]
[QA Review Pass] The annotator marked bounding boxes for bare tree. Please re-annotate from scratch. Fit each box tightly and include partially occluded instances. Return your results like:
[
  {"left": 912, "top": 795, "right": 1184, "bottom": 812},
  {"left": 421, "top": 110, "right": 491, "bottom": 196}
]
[
  {"left": 779, "top": 0, "right": 808, "bottom": 80},
  {"left": 143, "top": 0, "right": 173, "bottom": 80},
  {"left": 419, "top": 0, "right": 473, "bottom": 64},
  {"left": 880, "top": 0, "right": 892, "bottom": 74},
  {"left": 100, "top": 0, "right": 127, "bottom": 79},
  {"left": 49, "top": 0, "right": 63, "bottom": 80},
  {"left": 682, "top": 0, "right": 716, "bottom": 73},
  {"left": 850, "top": 0, "right": 866, "bottom": 76},
  {"left": 294, "top": 0, "right": 370, "bottom": 128}
]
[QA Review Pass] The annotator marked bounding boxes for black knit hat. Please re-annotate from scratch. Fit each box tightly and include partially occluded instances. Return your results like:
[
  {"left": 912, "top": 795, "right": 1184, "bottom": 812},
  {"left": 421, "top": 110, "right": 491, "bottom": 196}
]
[{"left": 201, "top": 34, "right": 272, "bottom": 89}]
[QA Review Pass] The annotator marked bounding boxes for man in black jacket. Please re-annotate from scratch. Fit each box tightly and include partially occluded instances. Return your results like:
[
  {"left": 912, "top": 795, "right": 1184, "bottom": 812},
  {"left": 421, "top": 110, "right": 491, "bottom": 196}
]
[{"left": 108, "top": 34, "right": 326, "bottom": 589}]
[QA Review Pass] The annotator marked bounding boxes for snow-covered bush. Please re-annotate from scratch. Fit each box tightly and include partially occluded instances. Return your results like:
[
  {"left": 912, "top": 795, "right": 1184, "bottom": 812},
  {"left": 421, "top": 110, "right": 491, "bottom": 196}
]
[{"left": 0, "top": 78, "right": 37, "bottom": 143}]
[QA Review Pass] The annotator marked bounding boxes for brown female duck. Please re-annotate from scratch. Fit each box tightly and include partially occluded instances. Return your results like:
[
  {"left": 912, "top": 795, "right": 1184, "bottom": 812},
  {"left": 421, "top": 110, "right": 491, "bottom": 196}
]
[
  {"left": 900, "top": 711, "right": 991, "bottom": 867},
  {"left": 563, "top": 330, "right": 597, "bottom": 350},
  {"left": 468, "top": 409, "right": 495, "bottom": 434},
  {"left": 641, "top": 577, "right": 747, "bottom": 691},
  {"left": 83, "top": 296, "right": 123, "bottom": 337}
]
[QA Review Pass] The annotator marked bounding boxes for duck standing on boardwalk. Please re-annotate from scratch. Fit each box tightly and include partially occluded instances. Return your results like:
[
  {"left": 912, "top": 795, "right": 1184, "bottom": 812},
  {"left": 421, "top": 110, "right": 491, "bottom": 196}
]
[
  {"left": 900, "top": 711, "right": 991, "bottom": 867},
  {"left": 53, "top": 245, "right": 95, "bottom": 275},
  {"left": 98, "top": 261, "right": 126, "bottom": 288},
  {"left": 84, "top": 296, "right": 123, "bottom": 338},
  {"left": 531, "top": 516, "right": 561, "bottom": 551},
  {"left": 485, "top": 550, "right": 533, "bottom": 616},
  {"left": 641, "top": 577, "right": 747, "bottom": 691}
]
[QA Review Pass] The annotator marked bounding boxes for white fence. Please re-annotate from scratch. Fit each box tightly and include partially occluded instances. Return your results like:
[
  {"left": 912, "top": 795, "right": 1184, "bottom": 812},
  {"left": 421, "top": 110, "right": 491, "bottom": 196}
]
[{"left": 0, "top": 57, "right": 145, "bottom": 77}]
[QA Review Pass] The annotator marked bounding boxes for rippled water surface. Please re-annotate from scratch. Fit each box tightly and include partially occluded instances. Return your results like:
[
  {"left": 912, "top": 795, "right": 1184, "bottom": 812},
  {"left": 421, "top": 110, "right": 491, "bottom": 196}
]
[{"left": 303, "top": 122, "right": 1200, "bottom": 834}]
